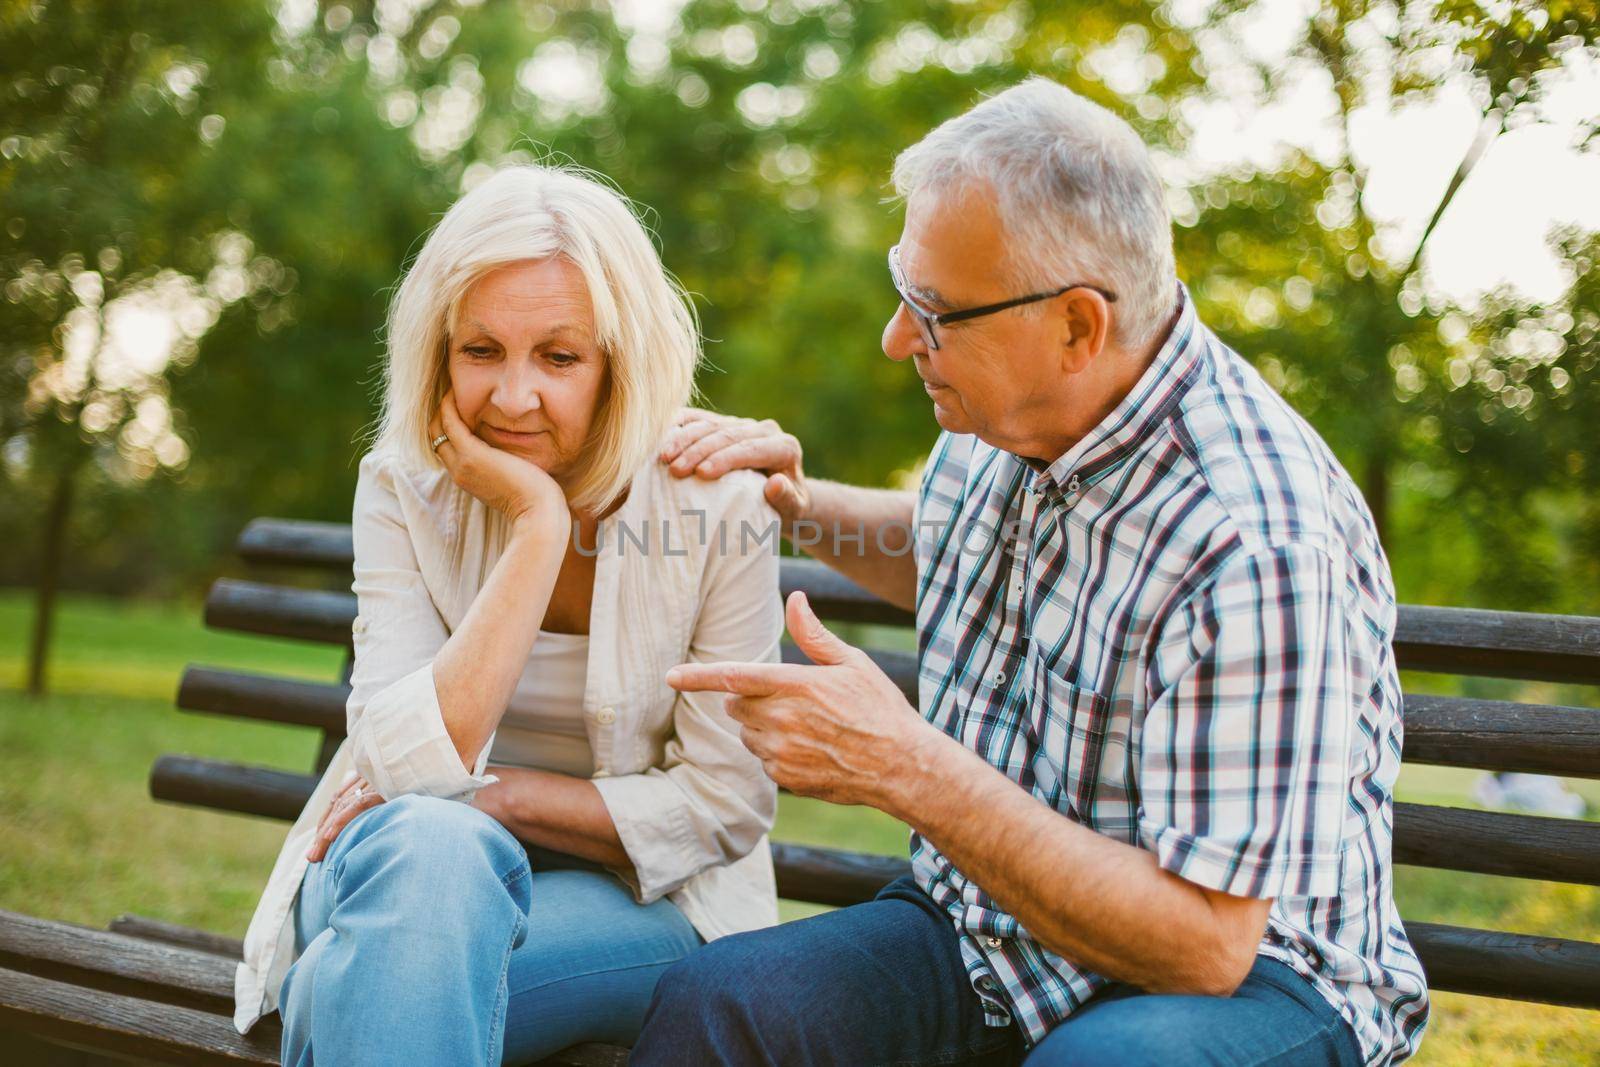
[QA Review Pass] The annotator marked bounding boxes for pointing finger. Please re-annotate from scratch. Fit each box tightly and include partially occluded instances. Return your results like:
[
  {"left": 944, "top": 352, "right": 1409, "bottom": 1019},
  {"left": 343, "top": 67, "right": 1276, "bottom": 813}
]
[{"left": 666, "top": 661, "right": 808, "bottom": 696}]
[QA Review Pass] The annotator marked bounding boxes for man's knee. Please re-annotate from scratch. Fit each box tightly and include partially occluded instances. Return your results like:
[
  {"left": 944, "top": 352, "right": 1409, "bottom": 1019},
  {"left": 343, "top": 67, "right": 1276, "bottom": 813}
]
[
  {"left": 649, "top": 933, "right": 774, "bottom": 1025},
  {"left": 643, "top": 934, "right": 806, "bottom": 1043}
]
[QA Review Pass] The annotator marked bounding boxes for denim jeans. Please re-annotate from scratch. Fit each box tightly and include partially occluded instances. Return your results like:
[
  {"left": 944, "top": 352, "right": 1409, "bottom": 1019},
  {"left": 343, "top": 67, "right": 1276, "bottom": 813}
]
[
  {"left": 278, "top": 794, "right": 701, "bottom": 1067},
  {"left": 630, "top": 876, "right": 1364, "bottom": 1067}
]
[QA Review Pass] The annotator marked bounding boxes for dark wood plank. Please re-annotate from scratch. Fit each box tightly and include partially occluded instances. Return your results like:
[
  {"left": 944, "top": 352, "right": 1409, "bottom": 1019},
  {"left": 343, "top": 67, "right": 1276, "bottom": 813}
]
[
  {"left": 1403, "top": 695, "right": 1600, "bottom": 778},
  {"left": 178, "top": 667, "right": 348, "bottom": 733},
  {"left": 152, "top": 756, "right": 1600, "bottom": 887},
  {"left": 1410, "top": 922, "right": 1600, "bottom": 1008},
  {"left": 778, "top": 557, "right": 917, "bottom": 627},
  {"left": 0, "top": 911, "right": 235, "bottom": 1016},
  {"left": 0, "top": 1025, "right": 128, "bottom": 1066},
  {"left": 108, "top": 917, "right": 243, "bottom": 961},
  {"left": 176, "top": 660, "right": 1600, "bottom": 783},
  {"left": 237, "top": 518, "right": 352, "bottom": 570},
  {"left": 205, "top": 580, "right": 354, "bottom": 646},
  {"left": 219, "top": 531, "right": 1600, "bottom": 687},
  {"left": 0, "top": 965, "right": 280, "bottom": 1065},
  {"left": 538, "top": 1046, "right": 629, "bottom": 1067},
  {"left": 1393, "top": 803, "right": 1600, "bottom": 886},
  {"left": 1395, "top": 604, "right": 1600, "bottom": 686},
  {"left": 150, "top": 756, "right": 312, "bottom": 822},
  {"left": 771, "top": 843, "right": 912, "bottom": 907}
]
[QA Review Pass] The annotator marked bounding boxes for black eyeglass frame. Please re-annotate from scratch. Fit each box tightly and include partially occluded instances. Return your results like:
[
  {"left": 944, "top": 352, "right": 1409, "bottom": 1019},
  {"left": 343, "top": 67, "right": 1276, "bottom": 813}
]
[{"left": 888, "top": 245, "right": 1118, "bottom": 351}]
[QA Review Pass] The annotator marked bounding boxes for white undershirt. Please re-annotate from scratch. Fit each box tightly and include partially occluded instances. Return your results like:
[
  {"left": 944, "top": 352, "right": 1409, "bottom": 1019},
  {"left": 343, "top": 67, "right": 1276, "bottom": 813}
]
[{"left": 487, "top": 629, "right": 594, "bottom": 779}]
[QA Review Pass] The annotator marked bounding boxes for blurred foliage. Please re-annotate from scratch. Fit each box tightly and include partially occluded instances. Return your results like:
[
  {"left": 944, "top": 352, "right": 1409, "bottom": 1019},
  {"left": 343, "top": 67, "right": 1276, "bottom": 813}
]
[{"left": 1, "top": 0, "right": 1597, "bottom": 617}]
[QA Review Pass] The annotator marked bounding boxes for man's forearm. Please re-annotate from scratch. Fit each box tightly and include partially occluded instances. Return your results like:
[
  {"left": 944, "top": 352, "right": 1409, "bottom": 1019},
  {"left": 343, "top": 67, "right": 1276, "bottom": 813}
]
[
  {"left": 792, "top": 479, "right": 918, "bottom": 612},
  {"left": 879, "top": 727, "right": 1264, "bottom": 996}
]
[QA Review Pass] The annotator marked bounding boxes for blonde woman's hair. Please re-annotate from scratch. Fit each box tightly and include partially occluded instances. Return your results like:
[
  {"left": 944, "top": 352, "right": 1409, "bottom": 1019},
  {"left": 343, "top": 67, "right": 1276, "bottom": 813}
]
[{"left": 373, "top": 164, "right": 700, "bottom": 513}]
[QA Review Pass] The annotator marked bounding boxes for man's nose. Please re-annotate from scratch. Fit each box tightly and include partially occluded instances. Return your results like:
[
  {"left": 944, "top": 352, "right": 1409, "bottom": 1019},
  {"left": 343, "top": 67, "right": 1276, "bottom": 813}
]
[{"left": 882, "top": 302, "right": 926, "bottom": 363}]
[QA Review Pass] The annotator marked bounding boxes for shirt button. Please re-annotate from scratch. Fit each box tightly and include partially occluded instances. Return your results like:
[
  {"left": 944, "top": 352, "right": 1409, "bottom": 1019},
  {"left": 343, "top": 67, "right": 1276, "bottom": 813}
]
[
  {"left": 992, "top": 670, "right": 1007, "bottom": 685},
  {"left": 595, "top": 706, "right": 616, "bottom": 726},
  {"left": 986, "top": 936, "right": 1003, "bottom": 949},
  {"left": 351, "top": 616, "right": 367, "bottom": 635}
]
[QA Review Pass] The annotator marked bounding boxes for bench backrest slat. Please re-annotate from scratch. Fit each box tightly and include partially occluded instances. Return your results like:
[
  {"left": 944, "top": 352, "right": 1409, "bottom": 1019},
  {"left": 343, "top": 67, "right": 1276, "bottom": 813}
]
[
  {"left": 175, "top": 662, "right": 1600, "bottom": 782},
  {"left": 148, "top": 754, "right": 1600, "bottom": 888},
  {"left": 218, "top": 524, "right": 1600, "bottom": 684}
]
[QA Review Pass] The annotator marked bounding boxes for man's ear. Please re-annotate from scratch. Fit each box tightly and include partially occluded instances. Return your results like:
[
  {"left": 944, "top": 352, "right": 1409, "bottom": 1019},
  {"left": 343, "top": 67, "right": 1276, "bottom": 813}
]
[{"left": 1057, "top": 289, "right": 1112, "bottom": 374}]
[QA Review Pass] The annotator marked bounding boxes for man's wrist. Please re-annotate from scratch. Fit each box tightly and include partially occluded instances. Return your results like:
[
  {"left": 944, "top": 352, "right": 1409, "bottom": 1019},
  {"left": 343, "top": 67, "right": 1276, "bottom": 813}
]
[{"left": 876, "top": 718, "right": 961, "bottom": 825}]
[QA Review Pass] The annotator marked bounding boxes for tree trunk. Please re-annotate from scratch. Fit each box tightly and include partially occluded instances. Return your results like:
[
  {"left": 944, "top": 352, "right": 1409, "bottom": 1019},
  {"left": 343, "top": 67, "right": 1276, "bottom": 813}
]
[
  {"left": 1363, "top": 450, "right": 1390, "bottom": 550},
  {"left": 26, "top": 461, "right": 80, "bottom": 698}
]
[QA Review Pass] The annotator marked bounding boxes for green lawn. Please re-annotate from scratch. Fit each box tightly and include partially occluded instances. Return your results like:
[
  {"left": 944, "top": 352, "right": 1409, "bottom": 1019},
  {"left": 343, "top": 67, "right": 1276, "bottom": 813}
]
[{"left": 1, "top": 590, "right": 1597, "bottom": 1063}]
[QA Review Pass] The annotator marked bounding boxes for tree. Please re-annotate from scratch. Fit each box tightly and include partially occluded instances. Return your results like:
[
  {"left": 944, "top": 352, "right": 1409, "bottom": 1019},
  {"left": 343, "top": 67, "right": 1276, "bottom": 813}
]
[
  {"left": 1169, "top": 0, "right": 1598, "bottom": 607},
  {"left": 0, "top": 3, "right": 282, "bottom": 693}
]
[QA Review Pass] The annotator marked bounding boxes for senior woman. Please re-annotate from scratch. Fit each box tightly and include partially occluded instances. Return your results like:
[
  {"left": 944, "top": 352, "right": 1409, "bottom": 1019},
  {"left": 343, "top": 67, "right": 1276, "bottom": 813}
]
[{"left": 229, "top": 165, "right": 783, "bottom": 1066}]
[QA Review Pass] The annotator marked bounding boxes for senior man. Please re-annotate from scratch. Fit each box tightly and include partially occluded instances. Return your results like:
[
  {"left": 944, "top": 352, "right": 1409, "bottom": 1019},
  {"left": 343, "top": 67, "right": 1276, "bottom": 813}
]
[{"left": 636, "top": 77, "right": 1428, "bottom": 1066}]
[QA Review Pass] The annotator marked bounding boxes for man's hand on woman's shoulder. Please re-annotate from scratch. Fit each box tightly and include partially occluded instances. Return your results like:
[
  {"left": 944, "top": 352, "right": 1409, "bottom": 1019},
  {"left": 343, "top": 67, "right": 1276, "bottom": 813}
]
[{"left": 660, "top": 408, "right": 811, "bottom": 525}]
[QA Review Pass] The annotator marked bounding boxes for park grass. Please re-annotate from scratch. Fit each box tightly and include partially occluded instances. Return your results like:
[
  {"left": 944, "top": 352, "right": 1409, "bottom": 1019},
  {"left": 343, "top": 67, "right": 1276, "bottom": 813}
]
[{"left": 2, "top": 590, "right": 1597, "bottom": 1063}]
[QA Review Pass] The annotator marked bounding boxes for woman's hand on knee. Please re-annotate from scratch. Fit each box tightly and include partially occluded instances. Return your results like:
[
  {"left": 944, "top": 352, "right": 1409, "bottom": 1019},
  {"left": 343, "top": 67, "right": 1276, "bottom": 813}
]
[{"left": 307, "top": 775, "right": 386, "bottom": 862}]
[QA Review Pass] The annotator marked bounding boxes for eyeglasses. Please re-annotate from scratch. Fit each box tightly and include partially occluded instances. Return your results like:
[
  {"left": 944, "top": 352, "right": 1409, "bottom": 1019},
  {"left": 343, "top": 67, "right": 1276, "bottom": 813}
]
[{"left": 888, "top": 244, "right": 1118, "bottom": 351}]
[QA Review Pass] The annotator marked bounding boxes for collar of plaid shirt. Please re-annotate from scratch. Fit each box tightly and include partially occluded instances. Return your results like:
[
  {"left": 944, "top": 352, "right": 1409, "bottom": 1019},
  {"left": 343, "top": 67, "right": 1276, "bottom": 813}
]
[
  {"left": 908, "top": 284, "right": 1428, "bottom": 1064},
  {"left": 1030, "top": 288, "right": 1204, "bottom": 498}
]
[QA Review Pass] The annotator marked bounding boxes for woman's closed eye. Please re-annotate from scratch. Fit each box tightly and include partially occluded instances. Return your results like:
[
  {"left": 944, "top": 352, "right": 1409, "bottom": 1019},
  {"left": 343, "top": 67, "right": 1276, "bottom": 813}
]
[
  {"left": 462, "top": 344, "right": 498, "bottom": 360},
  {"left": 547, "top": 351, "right": 580, "bottom": 368}
]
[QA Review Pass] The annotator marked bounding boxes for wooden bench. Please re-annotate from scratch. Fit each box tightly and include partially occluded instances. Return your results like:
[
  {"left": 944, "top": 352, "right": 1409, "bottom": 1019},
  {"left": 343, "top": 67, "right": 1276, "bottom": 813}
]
[{"left": 4, "top": 516, "right": 1598, "bottom": 1065}]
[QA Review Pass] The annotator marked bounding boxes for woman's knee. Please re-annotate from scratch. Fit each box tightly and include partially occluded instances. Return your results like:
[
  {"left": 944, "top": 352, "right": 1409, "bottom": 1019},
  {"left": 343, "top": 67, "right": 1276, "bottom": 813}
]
[{"left": 338, "top": 795, "right": 530, "bottom": 911}]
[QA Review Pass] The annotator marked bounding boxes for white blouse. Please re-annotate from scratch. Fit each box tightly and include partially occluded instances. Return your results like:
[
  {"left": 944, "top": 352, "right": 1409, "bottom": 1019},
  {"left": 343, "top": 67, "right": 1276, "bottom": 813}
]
[
  {"left": 492, "top": 629, "right": 594, "bottom": 778},
  {"left": 233, "top": 448, "right": 784, "bottom": 1034}
]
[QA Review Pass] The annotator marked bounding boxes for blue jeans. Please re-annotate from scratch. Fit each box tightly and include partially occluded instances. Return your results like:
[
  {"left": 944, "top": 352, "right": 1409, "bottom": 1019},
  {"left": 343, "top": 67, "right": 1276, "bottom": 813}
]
[
  {"left": 631, "top": 877, "right": 1363, "bottom": 1067},
  {"left": 278, "top": 794, "right": 701, "bottom": 1066}
]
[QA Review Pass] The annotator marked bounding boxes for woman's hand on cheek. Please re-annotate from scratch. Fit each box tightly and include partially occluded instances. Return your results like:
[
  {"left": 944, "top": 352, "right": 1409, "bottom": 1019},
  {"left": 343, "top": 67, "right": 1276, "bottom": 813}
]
[{"left": 429, "top": 392, "right": 571, "bottom": 539}]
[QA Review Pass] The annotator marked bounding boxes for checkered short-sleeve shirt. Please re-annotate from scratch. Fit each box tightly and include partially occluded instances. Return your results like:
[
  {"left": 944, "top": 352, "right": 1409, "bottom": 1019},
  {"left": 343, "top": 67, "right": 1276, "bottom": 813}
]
[{"left": 910, "top": 288, "right": 1429, "bottom": 1064}]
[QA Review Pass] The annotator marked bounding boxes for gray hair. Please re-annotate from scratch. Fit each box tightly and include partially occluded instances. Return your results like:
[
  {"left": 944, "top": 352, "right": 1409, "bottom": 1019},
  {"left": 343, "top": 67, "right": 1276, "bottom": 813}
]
[{"left": 892, "top": 77, "right": 1177, "bottom": 350}]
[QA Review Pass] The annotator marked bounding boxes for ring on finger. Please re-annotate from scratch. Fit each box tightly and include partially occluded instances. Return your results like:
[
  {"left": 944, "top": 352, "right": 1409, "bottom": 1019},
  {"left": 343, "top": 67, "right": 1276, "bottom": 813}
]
[{"left": 430, "top": 433, "right": 449, "bottom": 452}]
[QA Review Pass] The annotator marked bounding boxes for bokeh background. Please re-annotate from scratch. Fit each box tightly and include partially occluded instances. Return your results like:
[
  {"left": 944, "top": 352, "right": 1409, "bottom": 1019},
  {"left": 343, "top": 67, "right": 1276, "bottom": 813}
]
[{"left": 2, "top": 1, "right": 1597, "bottom": 1062}]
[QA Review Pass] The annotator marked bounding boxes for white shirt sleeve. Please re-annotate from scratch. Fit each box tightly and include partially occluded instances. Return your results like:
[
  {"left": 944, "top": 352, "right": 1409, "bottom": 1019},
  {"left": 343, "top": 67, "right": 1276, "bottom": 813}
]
[
  {"left": 346, "top": 454, "right": 497, "bottom": 801},
  {"left": 592, "top": 485, "right": 782, "bottom": 904}
]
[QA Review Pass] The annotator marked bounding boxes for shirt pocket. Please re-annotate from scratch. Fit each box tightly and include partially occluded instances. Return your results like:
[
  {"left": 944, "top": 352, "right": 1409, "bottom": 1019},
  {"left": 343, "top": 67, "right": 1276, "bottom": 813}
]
[{"left": 1028, "top": 655, "right": 1112, "bottom": 823}]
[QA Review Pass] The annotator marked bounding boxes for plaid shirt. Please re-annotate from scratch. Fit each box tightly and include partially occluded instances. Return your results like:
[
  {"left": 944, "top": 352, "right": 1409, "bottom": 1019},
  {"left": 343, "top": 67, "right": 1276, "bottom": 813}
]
[{"left": 910, "top": 287, "right": 1429, "bottom": 1064}]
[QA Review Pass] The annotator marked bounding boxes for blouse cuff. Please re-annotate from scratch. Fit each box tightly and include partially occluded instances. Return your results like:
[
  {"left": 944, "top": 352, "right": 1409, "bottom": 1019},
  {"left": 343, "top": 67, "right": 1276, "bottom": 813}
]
[
  {"left": 349, "top": 662, "right": 498, "bottom": 801},
  {"left": 590, "top": 771, "right": 700, "bottom": 904}
]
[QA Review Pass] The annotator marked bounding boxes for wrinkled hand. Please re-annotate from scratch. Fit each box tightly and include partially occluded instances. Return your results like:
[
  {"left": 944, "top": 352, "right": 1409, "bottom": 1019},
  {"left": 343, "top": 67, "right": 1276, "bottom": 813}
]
[
  {"left": 659, "top": 408, "right": 810, "bottom": 525},
  {"left": 429, "top": 391, "right": 570, "bottom": 536},
  {"left": 665, "top": 591, "right": 926, "bottom": 807},
  {"left": 306, "top": 774, "right": 385, "bottom": 862}
]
